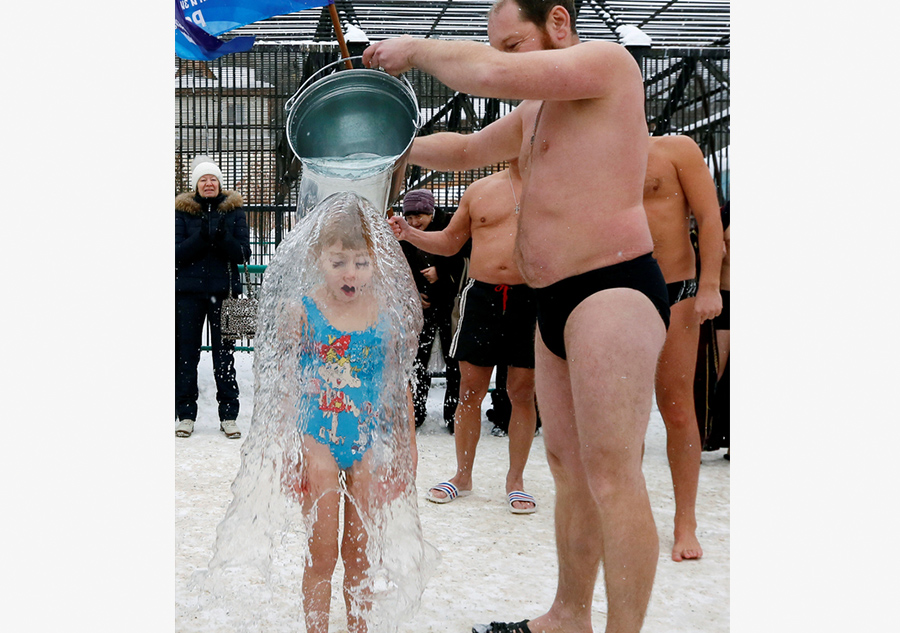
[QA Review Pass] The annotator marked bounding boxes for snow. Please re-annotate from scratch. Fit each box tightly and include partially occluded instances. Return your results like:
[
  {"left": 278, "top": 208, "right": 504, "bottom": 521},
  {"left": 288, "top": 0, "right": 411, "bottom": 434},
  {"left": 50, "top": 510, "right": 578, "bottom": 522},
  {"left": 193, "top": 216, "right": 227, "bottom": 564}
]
[
  {"left": 344, "top": 24, "right": 370, "bottom": 43},
  {"left": 175, "top": 66, "right": 274, "bottom": 90},
  {"left": 175, "top": 351, "right": 729, "bottom": 632},
  {"left": 616, "top": 25, "right": 653, "bottom": 47}
]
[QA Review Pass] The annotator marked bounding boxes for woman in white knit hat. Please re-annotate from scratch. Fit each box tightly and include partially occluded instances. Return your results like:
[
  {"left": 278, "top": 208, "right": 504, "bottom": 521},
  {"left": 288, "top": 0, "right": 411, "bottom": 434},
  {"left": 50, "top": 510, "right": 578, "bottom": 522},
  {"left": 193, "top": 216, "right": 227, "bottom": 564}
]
[{"left": 175, "top": 156, "right": 251, "bottom": 439}]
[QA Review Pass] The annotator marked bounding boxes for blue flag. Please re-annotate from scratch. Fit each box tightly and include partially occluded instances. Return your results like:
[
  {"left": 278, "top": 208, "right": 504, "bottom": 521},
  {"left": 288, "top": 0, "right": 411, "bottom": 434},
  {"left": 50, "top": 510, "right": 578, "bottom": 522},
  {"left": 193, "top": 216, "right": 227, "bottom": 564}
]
[{"left": 176, "top": 0, "right": 333, "bottom": 61}]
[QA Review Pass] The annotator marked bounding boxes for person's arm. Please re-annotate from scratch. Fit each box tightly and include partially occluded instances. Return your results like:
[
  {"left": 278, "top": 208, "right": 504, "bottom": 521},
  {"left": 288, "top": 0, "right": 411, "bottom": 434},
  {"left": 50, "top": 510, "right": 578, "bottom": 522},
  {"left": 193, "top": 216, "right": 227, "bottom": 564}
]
[
  {"left": 410, "top": 110, "right": 523, "bottom": 171},
  {"left": 388, "top": 196, "right": 473, "bottom": 256},
  {"left": 670, "top": 135, "right": 723, "bottom": 323},
  {"left": 212, "top": 207, "right": 252, "bottom": 264},
  {"left": 368, "top": 37, "right": 636, "bottom": 171},
  {"left": 363, "top": 37, "right": 630, "bottom": 103},
  {"left": 175, "top": 212, "right": 210, "bottom": 266}
]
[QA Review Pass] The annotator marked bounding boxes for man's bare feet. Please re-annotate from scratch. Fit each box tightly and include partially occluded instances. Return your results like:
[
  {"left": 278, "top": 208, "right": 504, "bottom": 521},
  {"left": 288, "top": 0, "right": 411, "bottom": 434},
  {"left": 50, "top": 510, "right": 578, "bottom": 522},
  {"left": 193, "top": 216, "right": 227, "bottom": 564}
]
[
  {"left": 672, "top": 530, "right": 703, "bottom": 561},
  {"left": 490, "top": 612, "right": 587, "bottom": 633}
]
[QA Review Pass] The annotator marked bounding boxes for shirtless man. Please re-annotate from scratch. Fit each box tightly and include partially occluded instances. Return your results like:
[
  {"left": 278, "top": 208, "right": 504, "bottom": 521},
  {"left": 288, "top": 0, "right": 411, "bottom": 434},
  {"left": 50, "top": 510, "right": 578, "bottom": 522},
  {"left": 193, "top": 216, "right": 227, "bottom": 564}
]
[
  {"left": 644, "top": 134, "right": 724, "bottom": 561},
  {"left": 390, "top": 162, "right": 538, "bottom": 514},
  {"left": 365, "top": 2, "right": 669, "bottom": 632}
]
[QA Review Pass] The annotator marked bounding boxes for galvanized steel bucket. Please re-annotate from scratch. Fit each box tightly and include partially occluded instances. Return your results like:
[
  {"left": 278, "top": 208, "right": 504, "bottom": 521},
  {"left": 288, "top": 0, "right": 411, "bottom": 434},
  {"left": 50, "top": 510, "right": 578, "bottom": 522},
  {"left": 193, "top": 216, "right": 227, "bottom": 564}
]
[{"left": 285, "top": 57, "right": 422, "bottom": 217}]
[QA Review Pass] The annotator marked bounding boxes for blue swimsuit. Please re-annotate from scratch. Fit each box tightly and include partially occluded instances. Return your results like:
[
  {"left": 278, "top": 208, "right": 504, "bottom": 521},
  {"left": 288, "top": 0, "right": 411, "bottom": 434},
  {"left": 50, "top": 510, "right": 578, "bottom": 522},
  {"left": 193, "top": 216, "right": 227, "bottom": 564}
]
[{"left": 299, "top": 296, "right": 387, "bottom": 469}]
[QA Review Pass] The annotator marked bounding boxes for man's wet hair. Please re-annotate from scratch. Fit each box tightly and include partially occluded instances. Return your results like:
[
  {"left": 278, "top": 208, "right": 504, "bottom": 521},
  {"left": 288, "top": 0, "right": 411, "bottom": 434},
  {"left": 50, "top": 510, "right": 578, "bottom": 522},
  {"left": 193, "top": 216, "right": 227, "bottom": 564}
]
[{"left": 491, "top": 0, "right": 578, "bottom": 34}]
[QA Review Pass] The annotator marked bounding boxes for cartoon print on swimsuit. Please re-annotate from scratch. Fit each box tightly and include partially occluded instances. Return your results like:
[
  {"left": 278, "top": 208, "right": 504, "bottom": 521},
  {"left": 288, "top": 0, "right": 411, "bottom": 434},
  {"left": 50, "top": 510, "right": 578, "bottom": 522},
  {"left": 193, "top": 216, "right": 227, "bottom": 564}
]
[
  {"left": 316, "top": 333, "right": 362, "bottom": 444},
  {"left": 316, "top": 326, "right": 373, "bottom": 455}
]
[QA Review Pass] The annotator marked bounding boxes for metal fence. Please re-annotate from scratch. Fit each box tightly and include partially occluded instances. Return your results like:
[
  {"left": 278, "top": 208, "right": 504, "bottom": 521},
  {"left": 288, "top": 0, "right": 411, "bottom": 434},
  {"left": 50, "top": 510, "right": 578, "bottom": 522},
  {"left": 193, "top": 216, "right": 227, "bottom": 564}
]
[
  {"left": 641, "top": 47, "right": 730, "bottom": 205},
  {"left": 175, "top": 43, "right": 729, "bottom": 264}
]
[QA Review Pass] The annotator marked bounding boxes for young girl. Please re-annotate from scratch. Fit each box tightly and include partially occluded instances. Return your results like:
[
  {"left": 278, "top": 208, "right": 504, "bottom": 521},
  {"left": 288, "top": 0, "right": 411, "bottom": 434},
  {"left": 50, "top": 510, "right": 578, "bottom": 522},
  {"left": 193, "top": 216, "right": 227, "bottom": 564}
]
[
  {"left": 201, "top": 192, "right": 434, "bottom": 633},
  {"left": 284, "top": 195, "right": 421, "bottom": 633}
]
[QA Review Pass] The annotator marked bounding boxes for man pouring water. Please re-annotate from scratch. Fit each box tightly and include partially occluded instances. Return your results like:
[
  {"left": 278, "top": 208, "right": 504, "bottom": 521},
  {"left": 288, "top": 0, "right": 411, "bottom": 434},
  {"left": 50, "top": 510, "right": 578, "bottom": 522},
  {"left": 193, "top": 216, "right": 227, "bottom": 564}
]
[{"left": 364, "top": 2, "right": 670, "bottom": 632}]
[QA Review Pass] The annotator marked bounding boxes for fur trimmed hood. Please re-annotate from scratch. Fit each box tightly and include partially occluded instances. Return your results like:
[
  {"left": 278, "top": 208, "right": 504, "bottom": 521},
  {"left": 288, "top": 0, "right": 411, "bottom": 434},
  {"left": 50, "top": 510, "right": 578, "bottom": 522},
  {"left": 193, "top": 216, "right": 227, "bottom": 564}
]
[{"left": 175, "top": 190, "right": 243, "bottom": 215}]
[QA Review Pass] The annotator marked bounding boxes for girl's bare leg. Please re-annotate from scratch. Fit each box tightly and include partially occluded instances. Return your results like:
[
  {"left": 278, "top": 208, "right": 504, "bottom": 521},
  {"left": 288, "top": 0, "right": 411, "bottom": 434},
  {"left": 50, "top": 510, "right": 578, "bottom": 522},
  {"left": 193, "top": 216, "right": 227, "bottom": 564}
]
[
  {"left": 343, "top": 457, "right": 376, "bottom": 633},
  {"left": 299, "top": 439, "right": 342, "bottom": 633}
]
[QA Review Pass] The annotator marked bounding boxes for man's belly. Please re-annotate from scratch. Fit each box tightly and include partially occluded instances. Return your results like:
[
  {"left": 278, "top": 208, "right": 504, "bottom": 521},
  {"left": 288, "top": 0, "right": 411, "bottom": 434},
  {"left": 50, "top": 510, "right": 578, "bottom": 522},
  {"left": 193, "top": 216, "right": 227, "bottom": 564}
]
[
  {"left": 650, "top": 241, "right": 698, "bottom": 284},
  {"left": 468, "top": 233, "right": 526, "bottom": 285},
  {"left": 514, "top": 209, "right": 654, "bottom": 288}
]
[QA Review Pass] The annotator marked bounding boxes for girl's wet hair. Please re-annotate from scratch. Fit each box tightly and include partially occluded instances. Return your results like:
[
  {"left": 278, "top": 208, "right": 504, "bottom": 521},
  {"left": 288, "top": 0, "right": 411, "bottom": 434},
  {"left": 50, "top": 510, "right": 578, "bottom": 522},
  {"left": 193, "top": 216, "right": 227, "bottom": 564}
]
[{"left": 314, "top": 193, "right": 376, "bottom": 256}]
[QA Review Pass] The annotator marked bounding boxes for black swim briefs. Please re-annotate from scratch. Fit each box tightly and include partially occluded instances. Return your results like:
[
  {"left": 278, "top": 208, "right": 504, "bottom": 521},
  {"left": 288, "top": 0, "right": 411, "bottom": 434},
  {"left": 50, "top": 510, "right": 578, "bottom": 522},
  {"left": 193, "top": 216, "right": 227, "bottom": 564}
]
[
  {"left": 533, "top": 253, "right": 670, "bottom": 360},
  {"left": 449, "top": 279, "right": 536, "bottom": 369},
  {"left": 666, "top": 278, "right": 698, "bottom": 306}
]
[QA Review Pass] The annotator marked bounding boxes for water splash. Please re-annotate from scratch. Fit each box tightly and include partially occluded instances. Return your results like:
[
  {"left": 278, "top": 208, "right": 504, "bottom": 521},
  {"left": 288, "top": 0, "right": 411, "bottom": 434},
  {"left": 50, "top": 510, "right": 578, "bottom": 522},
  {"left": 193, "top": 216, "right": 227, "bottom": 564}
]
[
  {"left": 191, "top": 192, "right": 437, "bottom": 632},
  {"left": 298, "top": 153, "right": 400, "bottom": 219}
]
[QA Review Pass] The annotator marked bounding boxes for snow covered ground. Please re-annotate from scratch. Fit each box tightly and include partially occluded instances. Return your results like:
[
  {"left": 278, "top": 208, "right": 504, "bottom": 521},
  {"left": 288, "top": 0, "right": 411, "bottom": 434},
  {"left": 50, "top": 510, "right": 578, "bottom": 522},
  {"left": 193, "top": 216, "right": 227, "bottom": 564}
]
[{"left": 175, "top": 351, "right": 729, "bottom": 632}]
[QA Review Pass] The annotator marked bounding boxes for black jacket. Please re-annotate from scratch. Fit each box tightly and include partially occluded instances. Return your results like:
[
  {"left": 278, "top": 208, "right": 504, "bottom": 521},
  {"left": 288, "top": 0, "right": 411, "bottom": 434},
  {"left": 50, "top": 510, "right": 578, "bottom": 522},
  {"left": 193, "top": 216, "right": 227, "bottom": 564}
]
[
  {"left": 175, "top": 190, "right": 251, "bottom": 295},
  {"left": 400, "top": 209, "right": 467, "bottom": 312}
]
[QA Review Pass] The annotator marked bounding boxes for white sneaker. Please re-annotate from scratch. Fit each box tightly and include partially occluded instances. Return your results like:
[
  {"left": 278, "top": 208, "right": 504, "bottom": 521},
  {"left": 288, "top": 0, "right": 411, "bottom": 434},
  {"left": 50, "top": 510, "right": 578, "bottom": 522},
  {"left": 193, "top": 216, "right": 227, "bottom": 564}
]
[
  {"left": 220, "top": 419, "right": 241, "bottom": 439},
  {"left": 175, "top": 419, "right": 194, "bottom": 438}
]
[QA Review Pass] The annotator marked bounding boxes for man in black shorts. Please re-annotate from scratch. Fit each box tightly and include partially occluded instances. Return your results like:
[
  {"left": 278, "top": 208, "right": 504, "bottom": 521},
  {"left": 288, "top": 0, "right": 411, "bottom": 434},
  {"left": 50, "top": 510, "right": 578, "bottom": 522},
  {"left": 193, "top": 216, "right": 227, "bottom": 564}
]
[{"left": 390, "top": 162, "right": 538, "bottom": 514}]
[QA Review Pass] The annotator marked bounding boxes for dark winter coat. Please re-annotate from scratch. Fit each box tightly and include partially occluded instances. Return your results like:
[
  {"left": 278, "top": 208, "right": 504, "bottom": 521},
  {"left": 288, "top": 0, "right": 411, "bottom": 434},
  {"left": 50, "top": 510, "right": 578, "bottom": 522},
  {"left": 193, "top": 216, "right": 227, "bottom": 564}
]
[
  {"left": 400, "top": 209, "right": 467, "bottom": 312},
  {"left": 175, "top": 190, "right": 251, "bottom": 295}
]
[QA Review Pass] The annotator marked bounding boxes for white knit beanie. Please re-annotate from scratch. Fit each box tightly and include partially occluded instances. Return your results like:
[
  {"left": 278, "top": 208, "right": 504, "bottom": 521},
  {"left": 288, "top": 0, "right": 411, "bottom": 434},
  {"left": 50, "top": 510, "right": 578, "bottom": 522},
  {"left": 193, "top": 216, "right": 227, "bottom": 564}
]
[{"left": 190, "top": 155, "right": 225, "bottom": 191}]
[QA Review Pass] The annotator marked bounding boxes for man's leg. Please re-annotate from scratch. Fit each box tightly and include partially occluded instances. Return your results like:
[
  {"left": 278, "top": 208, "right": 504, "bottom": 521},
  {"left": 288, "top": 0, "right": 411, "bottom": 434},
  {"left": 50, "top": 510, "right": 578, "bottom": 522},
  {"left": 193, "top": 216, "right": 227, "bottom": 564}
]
[
  {"left": 505, "top": 366, "right": 537, "bottom": 510},
  {"left": 428, "top": 360, "right": 493, "bottom": 499},
  {"left": 536, "top": 288, "right": 664, "bottom": 633},
  {"left": 525, "top": 333, "right": 601, "bottom": 633},
  {"left": 715, "top": 328, "right": 730, "bottom": 381},
  {"left": 655, "top": 297, "right": 704, "bottom": 561}
]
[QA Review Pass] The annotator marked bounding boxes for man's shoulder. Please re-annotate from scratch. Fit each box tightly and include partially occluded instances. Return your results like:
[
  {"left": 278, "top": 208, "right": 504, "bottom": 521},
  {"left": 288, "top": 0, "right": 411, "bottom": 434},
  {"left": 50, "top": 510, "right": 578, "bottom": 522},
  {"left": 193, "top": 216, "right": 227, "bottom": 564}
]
[
  {"left": 468, "top": 170, "right": 507, "bottom": 192},
  {"left": 575, "top": 40, "right": 629, "bottom": 56},
  {"left": 652, "top": 134, "right": 701, "bottom": 156},
  {"left": 563, "top": 41, "right": 642, "bottom": 87}
]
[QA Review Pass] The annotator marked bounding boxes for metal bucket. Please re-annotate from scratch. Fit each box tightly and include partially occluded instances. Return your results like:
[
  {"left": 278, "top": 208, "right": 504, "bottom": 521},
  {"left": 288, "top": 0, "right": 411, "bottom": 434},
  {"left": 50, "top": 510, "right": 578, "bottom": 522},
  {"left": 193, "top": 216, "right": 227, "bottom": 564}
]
[{"left": 285, "top": 58, "right": 421, "bottom": 217}]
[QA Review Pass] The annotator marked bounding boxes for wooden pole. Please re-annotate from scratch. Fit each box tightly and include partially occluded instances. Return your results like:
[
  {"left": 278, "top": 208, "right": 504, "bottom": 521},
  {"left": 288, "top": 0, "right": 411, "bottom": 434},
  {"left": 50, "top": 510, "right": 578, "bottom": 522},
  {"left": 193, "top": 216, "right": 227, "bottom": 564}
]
[{"left": 328, "top": 1, "right": 353, "bottom": 69}]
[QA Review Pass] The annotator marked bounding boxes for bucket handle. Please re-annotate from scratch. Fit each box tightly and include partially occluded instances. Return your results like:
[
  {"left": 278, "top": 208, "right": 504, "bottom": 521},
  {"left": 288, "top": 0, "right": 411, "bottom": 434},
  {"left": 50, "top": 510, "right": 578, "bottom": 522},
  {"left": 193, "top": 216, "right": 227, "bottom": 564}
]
[{"left": 284, "top": 56, "right": 423, "bottom": 128}]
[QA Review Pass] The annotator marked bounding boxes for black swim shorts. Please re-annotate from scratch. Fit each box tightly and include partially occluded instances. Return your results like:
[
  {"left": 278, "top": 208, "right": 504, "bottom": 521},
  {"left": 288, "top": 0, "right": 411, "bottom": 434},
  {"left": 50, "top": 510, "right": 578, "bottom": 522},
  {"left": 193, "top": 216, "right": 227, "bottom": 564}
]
[
  {"left": 666, "top": 278, "right": 698, "bottom": 306},
  {"left": 533, "top": 253, "right": 670, "bottom": 360},
  {"left": 449, "top": 279, "right": 536, "bottom": 369},
  {"left": 713, "top": 289, "right": 730, "bottom": 330}
]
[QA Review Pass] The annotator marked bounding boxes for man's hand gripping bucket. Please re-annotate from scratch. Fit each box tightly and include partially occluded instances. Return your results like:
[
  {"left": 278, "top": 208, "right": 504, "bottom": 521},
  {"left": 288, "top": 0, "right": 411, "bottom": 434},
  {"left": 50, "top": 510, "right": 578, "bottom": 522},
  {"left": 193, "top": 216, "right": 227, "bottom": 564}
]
[{"left": 285, "top": 57, "right": 423, "bottom": 218}]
